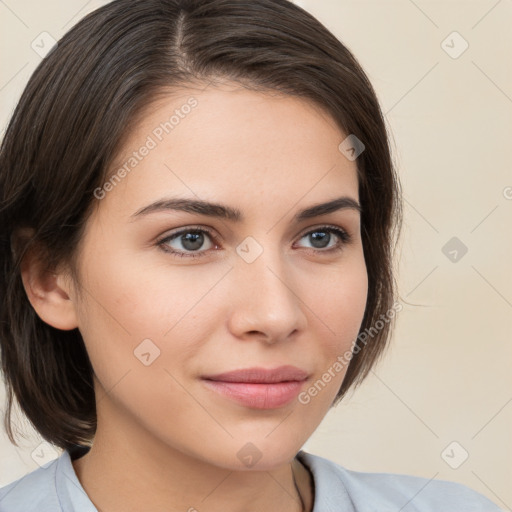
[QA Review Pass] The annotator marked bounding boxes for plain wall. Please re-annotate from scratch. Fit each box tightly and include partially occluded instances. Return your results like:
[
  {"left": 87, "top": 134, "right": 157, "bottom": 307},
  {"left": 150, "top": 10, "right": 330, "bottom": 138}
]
[{"left": 1, "top": 0, "right": 511, "bottom": 507}]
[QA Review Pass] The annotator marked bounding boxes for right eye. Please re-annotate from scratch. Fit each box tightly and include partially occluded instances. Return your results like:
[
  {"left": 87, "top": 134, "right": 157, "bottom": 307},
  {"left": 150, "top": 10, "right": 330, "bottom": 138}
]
[{"left": 157, "top": 226, "right": 219, "bottom": 259}]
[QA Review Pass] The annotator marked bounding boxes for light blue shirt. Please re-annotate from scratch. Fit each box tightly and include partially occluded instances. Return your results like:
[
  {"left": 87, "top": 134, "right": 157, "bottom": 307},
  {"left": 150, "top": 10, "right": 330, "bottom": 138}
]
[{"left": 0, "top": 446, "right": 504, "bottom": 511}]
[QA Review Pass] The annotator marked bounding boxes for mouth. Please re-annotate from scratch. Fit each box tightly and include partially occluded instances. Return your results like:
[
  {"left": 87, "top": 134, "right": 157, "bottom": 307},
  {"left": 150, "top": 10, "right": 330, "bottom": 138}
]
[{"left": 201, "top": 365, "right": 309, "bottom": 409}]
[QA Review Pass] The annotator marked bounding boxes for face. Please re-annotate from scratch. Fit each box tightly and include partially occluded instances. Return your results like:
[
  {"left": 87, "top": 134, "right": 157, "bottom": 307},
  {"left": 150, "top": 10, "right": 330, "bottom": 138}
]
[{"left": 67, "top": 82, "right": 368, "bottom": 471}]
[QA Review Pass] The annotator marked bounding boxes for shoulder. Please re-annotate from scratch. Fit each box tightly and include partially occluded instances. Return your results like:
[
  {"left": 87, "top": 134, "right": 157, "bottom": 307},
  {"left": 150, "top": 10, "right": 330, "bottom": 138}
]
[
  {"left": 297, "top": 450, "right": 504, "bottom": 512},
  {"left": 0, "top": 457, "right": 60, "bottom": 512}
]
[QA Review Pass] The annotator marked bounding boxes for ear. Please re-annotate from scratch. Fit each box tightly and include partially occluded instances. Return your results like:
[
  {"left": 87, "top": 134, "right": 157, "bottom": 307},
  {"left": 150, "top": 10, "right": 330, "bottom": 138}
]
[{"left": 15, "top": 229, "right": 79, "bottom": 331}]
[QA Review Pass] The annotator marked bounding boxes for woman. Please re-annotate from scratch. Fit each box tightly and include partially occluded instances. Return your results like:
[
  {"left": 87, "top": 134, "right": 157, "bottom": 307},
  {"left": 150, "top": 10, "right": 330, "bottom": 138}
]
[{"left": 0, "top": 0, "right": 502, "bottom": 510}]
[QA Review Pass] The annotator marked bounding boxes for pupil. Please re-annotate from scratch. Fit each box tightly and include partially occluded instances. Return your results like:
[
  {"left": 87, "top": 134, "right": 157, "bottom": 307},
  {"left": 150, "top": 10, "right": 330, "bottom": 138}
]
[
  {"left": 182, "top": 232, "right": 204, "bottom": 250},
  {"left": 310, "top": 231, "right": 329, "bottom": 248}
]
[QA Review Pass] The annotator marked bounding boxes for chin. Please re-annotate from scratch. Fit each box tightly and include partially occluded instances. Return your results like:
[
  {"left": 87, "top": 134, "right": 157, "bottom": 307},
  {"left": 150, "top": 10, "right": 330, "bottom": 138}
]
[{"left": 212, "top": 437, "right": 304, "bottom": 472}]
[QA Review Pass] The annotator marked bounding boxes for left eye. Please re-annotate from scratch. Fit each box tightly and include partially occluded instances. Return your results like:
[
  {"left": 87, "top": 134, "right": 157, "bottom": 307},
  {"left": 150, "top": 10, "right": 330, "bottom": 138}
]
[
  {"left": 157, "top": 225, "right": 351, "bottom": 259},
  {"left": 297, "top": 226, "right": 351, "bottom": 251}
]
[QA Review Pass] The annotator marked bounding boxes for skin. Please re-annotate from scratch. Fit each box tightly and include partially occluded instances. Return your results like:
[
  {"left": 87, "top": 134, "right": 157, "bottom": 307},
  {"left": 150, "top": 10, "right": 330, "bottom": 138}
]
[{"left": 21, "top": 82, "right": 368, "bottom": 512}]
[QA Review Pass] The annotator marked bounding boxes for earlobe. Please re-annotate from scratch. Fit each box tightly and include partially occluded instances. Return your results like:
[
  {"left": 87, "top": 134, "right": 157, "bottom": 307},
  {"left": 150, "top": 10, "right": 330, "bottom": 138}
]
[{"left": 18, "top": 241, "right": 79, "bottom": 331}]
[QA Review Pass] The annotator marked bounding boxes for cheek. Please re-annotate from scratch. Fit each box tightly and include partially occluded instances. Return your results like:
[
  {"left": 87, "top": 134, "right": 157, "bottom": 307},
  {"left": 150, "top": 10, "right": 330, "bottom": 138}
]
[
  {"left": 72, "top": 258, "right": 227, "bottom": 441},
  {"left": 288, "top": 253, "right": 368, "bottom": 411},
  {"left": 307, "top": 255, "right": 368, "bottom": 347},
  {"left": 73, "top": 247, "right": 230, "bottom": 381}
]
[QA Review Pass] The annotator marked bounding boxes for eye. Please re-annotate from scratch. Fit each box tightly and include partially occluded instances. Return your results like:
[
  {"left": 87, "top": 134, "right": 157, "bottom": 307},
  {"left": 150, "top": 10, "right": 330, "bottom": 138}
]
[
  {"left": 157, "top": 226, "right": 218, "bottom": 259},
  {"left": 156, "top": 224, "right": 352, "bottom": 259},
  {"left": 295, "top": 225, "right": 351, "bottom": 254}
]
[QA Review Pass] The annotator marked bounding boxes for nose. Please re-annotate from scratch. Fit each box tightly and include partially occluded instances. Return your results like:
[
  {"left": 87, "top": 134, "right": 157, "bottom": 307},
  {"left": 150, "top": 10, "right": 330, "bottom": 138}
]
[{"left": 226, "top": 247, "right": 308, "bottom": 344}]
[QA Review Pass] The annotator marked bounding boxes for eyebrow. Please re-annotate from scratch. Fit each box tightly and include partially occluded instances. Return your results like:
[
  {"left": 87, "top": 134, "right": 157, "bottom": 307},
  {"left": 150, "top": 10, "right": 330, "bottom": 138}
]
[{"left": 130, "top": 195, "right": 362, "bottom": 223}]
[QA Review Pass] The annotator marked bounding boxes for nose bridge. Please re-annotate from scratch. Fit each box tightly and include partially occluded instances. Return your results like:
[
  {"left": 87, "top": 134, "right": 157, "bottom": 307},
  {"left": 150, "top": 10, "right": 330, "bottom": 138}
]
[
  {"left": 242, "top": 231, "right": 293, "bottom": 290},
  {"left": 228, "top": 236, "right": 306, "bottom": 340}
]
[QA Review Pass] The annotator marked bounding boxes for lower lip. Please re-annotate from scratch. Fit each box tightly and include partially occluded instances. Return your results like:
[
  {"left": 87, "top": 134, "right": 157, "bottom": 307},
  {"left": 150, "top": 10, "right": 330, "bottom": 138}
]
[{"left": 202, "top": 379, "right": 306, "bottom": 409}]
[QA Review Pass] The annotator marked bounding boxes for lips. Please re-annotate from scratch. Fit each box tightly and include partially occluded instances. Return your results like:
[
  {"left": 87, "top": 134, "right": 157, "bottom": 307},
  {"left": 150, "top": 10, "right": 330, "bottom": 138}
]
[
  {"left": 201, "top": 365, "right": 309, "bottom": 409},
  {"left": 202, "top": 365, "right": 309, "bottom": 384}
]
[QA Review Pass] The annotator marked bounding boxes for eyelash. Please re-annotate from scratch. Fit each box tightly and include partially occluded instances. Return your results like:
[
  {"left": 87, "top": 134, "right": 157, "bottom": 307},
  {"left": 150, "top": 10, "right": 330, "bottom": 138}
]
[{"left": 156, "top": 224, "right": 352, "bottom": 259}]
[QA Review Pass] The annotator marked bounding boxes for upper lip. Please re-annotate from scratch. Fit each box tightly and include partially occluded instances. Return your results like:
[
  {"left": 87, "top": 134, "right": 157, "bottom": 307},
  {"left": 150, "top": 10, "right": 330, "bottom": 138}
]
[{"left": 202, "top": 365, "right": 309, "bottom": 383}]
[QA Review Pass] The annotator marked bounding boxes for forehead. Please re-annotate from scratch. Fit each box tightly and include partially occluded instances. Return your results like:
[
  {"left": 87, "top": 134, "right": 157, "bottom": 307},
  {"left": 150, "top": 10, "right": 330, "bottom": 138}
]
[{"left": 97, "top": 83, "right": 359, "bottom": 223}]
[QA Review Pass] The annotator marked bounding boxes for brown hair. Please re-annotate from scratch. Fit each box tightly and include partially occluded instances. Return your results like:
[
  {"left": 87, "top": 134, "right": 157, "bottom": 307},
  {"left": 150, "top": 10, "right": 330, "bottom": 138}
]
[{"left": 0, "top": 0, "right": 402, "bottom": 451}]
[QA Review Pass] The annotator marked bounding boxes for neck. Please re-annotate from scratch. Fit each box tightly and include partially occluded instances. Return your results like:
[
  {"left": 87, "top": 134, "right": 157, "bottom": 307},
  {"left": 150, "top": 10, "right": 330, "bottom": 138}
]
[{"left": 72, "top": 410, "right": 314, "bottom": 512}]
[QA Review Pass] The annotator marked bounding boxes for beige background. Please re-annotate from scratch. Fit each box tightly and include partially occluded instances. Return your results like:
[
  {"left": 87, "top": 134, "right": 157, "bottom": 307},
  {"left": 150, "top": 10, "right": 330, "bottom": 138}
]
[{"left": 1, "top": 0, "right": 511, "bottom": 507}]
